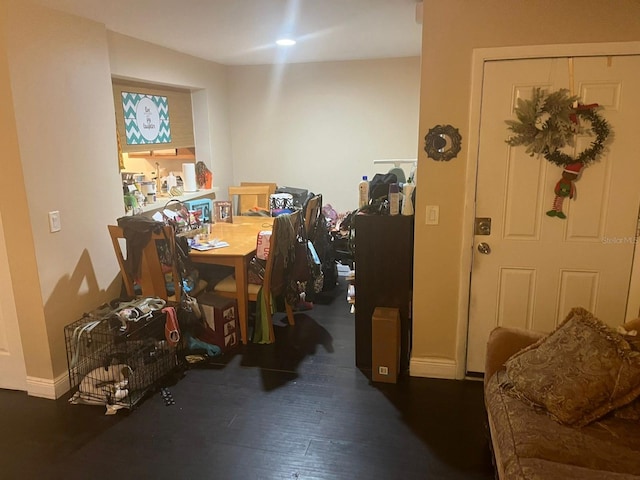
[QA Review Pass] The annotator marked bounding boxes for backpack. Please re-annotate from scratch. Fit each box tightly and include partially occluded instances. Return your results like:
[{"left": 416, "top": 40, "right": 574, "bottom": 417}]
[
  {"left": 308, "top": 213, "right": 337, "bottom": 294},
  {"left": 368, "top": 173, "right": 398, "bottom": 202}
]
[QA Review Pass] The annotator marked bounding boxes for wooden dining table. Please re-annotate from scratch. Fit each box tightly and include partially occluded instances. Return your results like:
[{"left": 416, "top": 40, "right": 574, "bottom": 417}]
[{"left": 189, "top": 216, "right": 273, "bottom": 344}]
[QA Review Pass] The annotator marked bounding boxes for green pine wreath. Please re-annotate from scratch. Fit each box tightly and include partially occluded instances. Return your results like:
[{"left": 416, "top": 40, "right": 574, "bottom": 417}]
[{"left": 505, "top": 88, "right": 610, "bottom": 168}]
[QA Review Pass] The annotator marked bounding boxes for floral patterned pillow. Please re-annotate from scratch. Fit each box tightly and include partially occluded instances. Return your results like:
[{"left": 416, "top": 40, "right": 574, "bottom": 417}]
[{"left": 503, "top": 307, "right": 640, "bottom": 427}]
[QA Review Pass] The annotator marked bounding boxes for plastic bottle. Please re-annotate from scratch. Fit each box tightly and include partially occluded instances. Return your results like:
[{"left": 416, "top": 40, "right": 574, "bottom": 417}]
[
  {"left": 402, "top": 182, "right": 415, "bottom": 216},
  {"left": 166, "top": 172, "right": 177, "bottom": 190},
  {"left": 389, "top": 183, "right": 400, "bottom": 215},
  {"left": 358, "top": 175, "right": 369, "bottom": 208}
]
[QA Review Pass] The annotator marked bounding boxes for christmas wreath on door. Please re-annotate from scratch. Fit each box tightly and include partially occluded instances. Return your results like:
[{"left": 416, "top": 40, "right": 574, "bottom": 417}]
[{"left": 505, "top": 88, "right": 610, "bottom": 219}]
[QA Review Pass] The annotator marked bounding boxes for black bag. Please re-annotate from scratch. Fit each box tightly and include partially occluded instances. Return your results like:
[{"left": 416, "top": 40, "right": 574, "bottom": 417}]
[
  {"left": 293, "top": 241, "right": 310, "bottom": 282},
  {"left": 174, "top": 235, "right": 199, "bottom": 292},
  {"left": 368, "top": 173, "right": 398, "bottom": 202},
  {"left": 116, "top": 215, "right": 165, "bottom": 280},
  {"left": 307, "top": 214, "right": 337, "bottom": 294},
  {"left": 275, "top": 186, "right": 309, "bottom": 208},
  {"left": 248, "top": 256, "right": 266, "bottom": 285},
  {"left": 158, "top": 224, "right": 201, "bottom": 298}
]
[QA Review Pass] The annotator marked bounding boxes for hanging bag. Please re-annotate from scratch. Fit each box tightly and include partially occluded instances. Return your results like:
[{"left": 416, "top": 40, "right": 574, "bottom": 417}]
[{"left": 293, "top": 240, "right": 311, "bottom": 282}]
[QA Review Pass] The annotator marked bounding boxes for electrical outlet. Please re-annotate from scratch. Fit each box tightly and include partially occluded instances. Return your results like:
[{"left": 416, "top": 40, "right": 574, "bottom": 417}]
[
  {"left": 48, "top": 211, "right": 61, "bottom": 233},
  {"left": 378, "top": 366, "right": 389, "bottom": 376}
]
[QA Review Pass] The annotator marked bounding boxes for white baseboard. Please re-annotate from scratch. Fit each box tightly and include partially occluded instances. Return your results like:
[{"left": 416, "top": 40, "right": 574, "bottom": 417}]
[
  {"left": 26, "top": 372, "right": 70, "bottom": 400},
  {"left": 409, "top": 356, "right": 458, "bottom": 379}
]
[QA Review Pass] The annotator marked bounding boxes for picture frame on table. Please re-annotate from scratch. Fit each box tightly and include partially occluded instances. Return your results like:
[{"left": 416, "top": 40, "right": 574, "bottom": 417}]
[{"left": 214, "top": 201, "right": 233, "bottom": 223}]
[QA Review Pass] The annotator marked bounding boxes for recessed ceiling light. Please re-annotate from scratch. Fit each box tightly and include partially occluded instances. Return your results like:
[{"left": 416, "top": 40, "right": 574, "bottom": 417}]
[{"left": 276, "top": 38, "right": 296, "bottom": 47}]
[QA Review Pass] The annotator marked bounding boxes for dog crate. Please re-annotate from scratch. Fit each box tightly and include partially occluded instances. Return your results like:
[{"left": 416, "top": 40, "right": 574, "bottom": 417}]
[{"left": 64, "top": 299, "right": 179, "bottom": 410}]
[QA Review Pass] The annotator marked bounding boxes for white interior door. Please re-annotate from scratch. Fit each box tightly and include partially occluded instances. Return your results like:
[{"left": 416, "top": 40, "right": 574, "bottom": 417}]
[
  {"left": 466, "top": 55, "right": 640, "bottom": 373},
  {"left": 0, "top": 210, "right": 27, "bottom": 390}
]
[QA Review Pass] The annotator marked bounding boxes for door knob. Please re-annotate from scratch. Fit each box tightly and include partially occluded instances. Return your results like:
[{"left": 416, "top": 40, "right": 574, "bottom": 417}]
[{"left": 477, "top": 242, "right": 491, "bottom": 255}]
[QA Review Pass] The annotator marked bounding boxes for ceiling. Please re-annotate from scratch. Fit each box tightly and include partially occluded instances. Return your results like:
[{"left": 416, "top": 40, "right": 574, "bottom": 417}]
[{"left": 34, "top": 0, "right": 423, "bottom": 65}]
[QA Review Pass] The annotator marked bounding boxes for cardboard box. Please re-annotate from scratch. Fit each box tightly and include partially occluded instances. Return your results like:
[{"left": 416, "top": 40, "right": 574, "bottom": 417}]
[
  {"left": 372, "top": 307, "right": 400, "bottom": 383},
  {"left": 197, "top": 293, "right": 239, "bottom": 352}
]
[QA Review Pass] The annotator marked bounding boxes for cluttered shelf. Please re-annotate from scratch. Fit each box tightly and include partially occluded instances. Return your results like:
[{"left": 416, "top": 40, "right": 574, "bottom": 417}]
[
  {"left": 122, "top": 161, "right": 215, "bottom": 215},
  {"left": 138, "top": 189, "right": 219, "bottom": 214}
]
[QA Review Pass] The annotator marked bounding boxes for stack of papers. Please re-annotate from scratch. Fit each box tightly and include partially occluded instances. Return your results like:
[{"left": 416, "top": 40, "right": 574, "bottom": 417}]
[{"left": 191, "top": 240, "right": 230, "bottom": 251}]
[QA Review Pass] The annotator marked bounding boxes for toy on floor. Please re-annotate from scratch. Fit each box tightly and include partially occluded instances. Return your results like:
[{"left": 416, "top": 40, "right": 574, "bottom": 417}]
[
  {"left": 185, "top": 333, "right": 221, "bottom": 357},
  {"left": 70, "top": 364, "right": 132, "bottom": 412}
]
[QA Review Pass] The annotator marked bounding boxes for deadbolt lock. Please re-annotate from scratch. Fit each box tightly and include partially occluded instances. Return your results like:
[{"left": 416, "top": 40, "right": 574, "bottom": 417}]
[{"left": 474, "top": 217, "right": 492, "bottom": 235}]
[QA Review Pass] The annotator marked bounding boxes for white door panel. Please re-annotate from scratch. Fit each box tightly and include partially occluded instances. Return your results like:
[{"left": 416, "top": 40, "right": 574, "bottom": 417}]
[{"left": 466, "top": 56, "right": 640, "bottom": 373}]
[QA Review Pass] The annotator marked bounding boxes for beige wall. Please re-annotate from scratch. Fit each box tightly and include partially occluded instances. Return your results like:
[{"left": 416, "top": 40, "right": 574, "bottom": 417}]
[
  {"left": 4, "top": 1, "right": 124, "bottom": 390},
  {"left": 227, "top": 58, "right": 420, "bottom": 213},
  {"left": 413, "top": 0, "right": 640, "bottom": 377}
]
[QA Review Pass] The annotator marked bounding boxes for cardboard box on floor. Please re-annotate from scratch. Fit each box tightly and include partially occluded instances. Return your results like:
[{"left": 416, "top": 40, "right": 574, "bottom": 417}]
[
  {"left": 198, "top": 293, "right": 239, "bottom": 352},
  {"left": 372, "top": 307, "right": 400, "bottom": 383}
]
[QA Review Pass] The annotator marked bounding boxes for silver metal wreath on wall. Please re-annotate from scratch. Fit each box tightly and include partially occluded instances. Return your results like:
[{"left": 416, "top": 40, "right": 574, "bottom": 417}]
[{"left": 424, "top": 125, "right": 462, "bottom": 161}]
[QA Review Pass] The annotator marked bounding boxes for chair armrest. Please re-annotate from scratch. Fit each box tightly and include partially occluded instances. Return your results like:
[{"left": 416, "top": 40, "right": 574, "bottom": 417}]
[{"left": 484, "top": 327, "right": 545, "bottom": 387}]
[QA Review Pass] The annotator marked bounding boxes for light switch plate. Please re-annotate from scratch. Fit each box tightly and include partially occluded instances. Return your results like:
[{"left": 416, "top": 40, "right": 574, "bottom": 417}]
[
  {"left": 48, "top": 211, "right": 61, "bottom": 233},
  {"left": 426, "top": 205, "right": 439, "bottom": 225}
]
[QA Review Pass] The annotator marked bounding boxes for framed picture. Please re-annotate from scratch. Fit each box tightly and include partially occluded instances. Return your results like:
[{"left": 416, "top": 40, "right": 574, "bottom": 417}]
[
  {"left": 214, "top": 201, "right": 233, "bottom": 223},
  {"left": 184, "top": 198, "right": 213, "bottom": 223}
]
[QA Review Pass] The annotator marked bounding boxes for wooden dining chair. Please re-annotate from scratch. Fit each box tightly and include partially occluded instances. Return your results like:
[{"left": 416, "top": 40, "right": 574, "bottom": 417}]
[
  {"left": 228, "top": 185, "right": 272, "bottom": 216},
  {"left": 213, "top": 210, "right": 303, "bottom": 342},
  {"left": 108, "top": 224, "right": 206, "bottom": 301},
  {"left": 240, "top": 182, "right": 277, "bottom": 202},
  {"left": 303, "top": 193, "right": 323, "bottom": 239}
]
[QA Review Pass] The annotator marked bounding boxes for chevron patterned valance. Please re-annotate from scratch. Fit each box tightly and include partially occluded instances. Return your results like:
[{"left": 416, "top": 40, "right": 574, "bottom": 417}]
[{"left": 121, "top": 91, "right": 172, "bottom": 145}]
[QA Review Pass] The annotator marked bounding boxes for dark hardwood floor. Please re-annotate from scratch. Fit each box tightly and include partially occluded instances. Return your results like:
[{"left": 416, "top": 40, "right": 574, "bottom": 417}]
[{"left": 0, "top": 280, "right": 495, "bottom": 480}]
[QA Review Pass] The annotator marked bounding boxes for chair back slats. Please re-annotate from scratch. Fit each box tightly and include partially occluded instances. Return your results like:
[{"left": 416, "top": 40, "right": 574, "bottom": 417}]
[
  {"left": 240, "top": 182, "right": 278, "bottom": 212},
  {"left": 303, "top": 194, "right": 322, "bottom": 239},
  {"left": 228, "top": 185, "right": 272, "bottom": 216},
  {"left": 108, "top": 224, "right": 180, "bottom": 301},
  {"left": 240, "top": 182, "right": 277, "bottom": 202}
]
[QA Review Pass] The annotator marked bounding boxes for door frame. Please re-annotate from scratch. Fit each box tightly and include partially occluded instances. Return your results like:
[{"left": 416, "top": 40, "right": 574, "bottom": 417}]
[{"left": 456, "top": 41, "right": 640, "bottom": 379}]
